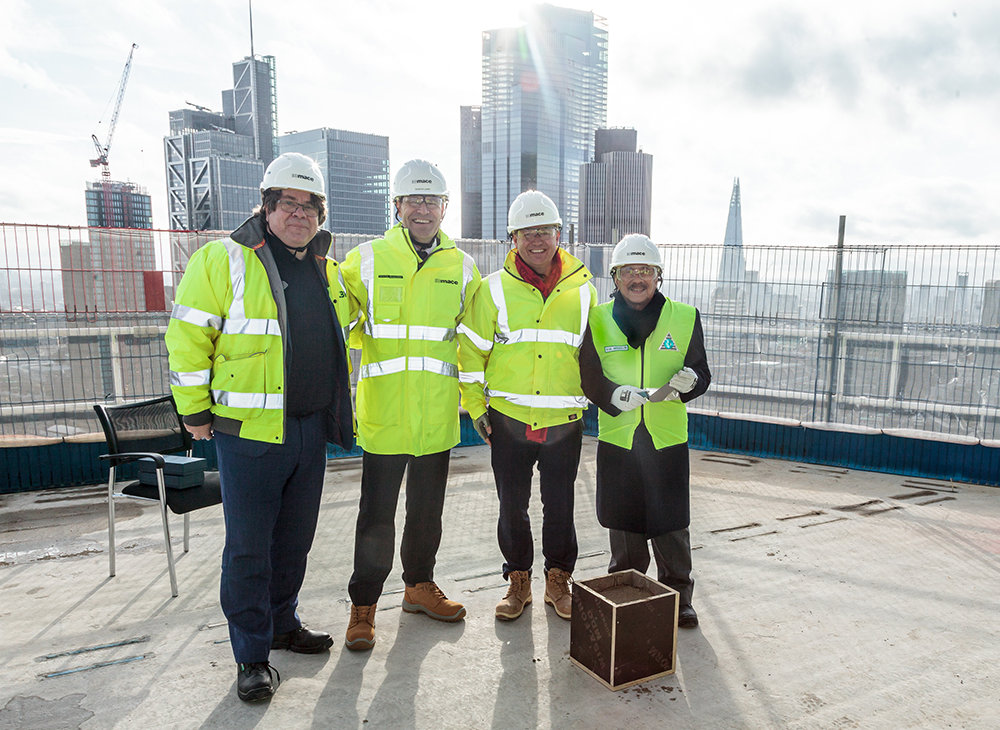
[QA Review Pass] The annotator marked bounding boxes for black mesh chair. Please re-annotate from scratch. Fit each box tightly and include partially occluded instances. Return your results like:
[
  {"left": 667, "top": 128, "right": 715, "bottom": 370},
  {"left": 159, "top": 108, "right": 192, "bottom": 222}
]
[{"left": 93, "top": 396, "right": 222, "bottom": 597}]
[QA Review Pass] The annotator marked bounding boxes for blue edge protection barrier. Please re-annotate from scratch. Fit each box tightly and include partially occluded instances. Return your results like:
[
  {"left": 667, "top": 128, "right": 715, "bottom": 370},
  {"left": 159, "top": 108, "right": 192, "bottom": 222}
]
[{"left": 3, "top": 406, "right": 999, "bottom": 494}]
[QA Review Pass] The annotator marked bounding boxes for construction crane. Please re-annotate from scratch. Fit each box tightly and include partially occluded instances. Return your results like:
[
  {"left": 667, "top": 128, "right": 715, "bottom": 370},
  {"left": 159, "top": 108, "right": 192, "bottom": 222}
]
[{"left": 90, "top": 43, "right": 138, "bottom": 226}]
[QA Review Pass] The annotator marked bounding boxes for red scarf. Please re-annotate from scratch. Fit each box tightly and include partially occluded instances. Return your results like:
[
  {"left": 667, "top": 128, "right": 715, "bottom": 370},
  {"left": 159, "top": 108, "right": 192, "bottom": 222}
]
[{"left": 514, "top": 252, "right": 562, "bottom": 299}]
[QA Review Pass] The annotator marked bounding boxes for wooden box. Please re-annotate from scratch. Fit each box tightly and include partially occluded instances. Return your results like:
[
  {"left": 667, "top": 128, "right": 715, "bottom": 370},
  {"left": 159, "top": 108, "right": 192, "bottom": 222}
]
[{"left": 570, "top": 569, "right": 678, "bottom": 691}]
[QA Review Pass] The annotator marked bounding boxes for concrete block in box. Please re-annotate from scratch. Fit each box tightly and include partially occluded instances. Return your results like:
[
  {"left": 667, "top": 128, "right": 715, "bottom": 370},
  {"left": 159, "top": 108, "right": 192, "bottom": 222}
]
[{"left": 570, "top": 569, "right": 678, "bottom": 691}]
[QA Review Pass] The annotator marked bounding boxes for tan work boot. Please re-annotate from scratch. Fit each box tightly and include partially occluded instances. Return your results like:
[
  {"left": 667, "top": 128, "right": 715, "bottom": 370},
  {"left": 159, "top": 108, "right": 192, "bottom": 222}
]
[
  {"left": 345, "top": 603, "right": 376, "bottom": 651},
  {"left": 495, "top": 570, "right": 532, "bottom": 621},
  {"left": 544, "top": 568, "right": 572, "bottom": 620},
  {"left": 402, "top": 582, "right": 467, "bottom": 622}
]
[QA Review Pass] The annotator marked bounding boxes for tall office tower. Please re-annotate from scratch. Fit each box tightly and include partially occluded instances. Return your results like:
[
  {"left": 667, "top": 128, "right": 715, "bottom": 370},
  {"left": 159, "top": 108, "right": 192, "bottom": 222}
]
[
  {"left": 578, "top": 128, "right": 652, "bottom": 244},
  {"left": 223, "top": 56, "right": 278, "bottom": 166},
  {"left": 84, "top": 181, "right": 153, "bottom": 229},
  {"left": 712, "top": 178, "right": 748, "bottom": 315},
  {"left": 279, "top": 128, "right": 391, "bottom": 236},
  {"left": 478, "top": 5, "right": 608, "bottom": 240},
  {"left": 163, "top": 56, "right": 276, "bottom": 234},
  {"left": 460, "top": 106, "right": 482, "bottom": 238}
]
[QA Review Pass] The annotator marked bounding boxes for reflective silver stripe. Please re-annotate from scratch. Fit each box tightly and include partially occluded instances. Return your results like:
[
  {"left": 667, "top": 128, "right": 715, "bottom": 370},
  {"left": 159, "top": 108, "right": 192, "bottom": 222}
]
[
  {"left": 457, "top": 323, "right": 493, "bottom": 352},
  {"left": 358, "top": 240, "right": 377, "bottom": 336},
  {"left": 485, "top": 389, "right": 589, "bottom": 410},
  {"left": 223, "top": 318, "right": 281, "bottom": 336},
  {"left": 370, "top": 324, "right": 408, "bottom": 339},
  {"left": 459, "top": 250, "right": 477, "bottom": 313},
  {"left": 502, "top": 328, "right": 580, "bottom": 346},
  {"left": 171, "top": 303, "right": 222, "bottom": 330},
  {"left": 409, "top": 325, "right": 456, "bottom": 342},
  {"left": 212, "top": 390, "right": 284, "bottom": 410},
  {"left": 489, "top": 274, "right": 509, "bottom": 340},
  {"left": 459, "top": 370, "right": 486, "bottom": 384},
  {"left": 169, "top": 369, "right": 211, "bottom": 387},
  {"left": 577, "top": 285, "right": 591, "bottom": 340},
  {"left": 369, "top": 324, "right": 456, "bottom": 341},
  {"left": 359, "top": 356, "right": 458, "bottom": 380},
  {"left": 222, "top": 238, "right": 247, "bottom": 322}
]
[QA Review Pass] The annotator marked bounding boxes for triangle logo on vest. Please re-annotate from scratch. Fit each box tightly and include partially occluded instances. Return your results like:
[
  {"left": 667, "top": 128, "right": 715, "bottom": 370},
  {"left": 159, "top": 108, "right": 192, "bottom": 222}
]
[{"left": 659, "top": 333, "right": 678, "bottom": 351}]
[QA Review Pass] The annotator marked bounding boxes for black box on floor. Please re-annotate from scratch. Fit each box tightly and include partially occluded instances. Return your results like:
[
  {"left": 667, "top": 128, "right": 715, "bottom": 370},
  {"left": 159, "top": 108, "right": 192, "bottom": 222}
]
[
  {"left": 138, "top": 455, "right": 206, "bottom": 490},
  {"left": 569, "top": 569, "right": 678, "bottom": 691}
]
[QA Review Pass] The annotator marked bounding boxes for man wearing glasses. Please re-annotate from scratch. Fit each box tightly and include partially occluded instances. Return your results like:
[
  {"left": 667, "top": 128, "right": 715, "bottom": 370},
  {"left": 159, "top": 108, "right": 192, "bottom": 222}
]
[
  {"left": 578, "top": 234, "right": 711, "bottom": 629},
  {"left": 458, "top": 190, "right": 596, "bottom": 622},
  {"left": 166, "top": 152, "right": 353, "bottom": 701},
  {"left": 341, "top": 159, "right": 481, "bottom": 651}
]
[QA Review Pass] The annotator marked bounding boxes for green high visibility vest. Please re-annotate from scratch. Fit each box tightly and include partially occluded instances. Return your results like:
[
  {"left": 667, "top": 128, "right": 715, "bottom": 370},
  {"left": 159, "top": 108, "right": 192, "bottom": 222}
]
[
  {"left": 588, "top": 298, "right": 696, "bottom": 450},
  {"left": 342, "top": 224, "right": 481, "bottom": 456}
]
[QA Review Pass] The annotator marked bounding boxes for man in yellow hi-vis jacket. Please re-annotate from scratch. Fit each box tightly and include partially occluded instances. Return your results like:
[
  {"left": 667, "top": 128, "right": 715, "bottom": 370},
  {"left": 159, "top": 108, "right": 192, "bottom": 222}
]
[
  {"left": 458, "top": 190, "right": 597, "bottom": 622},
  {"left": 166, "top": 153, "right": 353, "bottom": 702},
  {"left": 340, "top": 159, "right": 481, "bottom": 651}
]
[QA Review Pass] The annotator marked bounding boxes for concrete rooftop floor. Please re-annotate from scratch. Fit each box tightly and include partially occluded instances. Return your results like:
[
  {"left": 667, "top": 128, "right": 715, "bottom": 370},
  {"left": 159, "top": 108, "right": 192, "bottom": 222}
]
[{"left": 0, "top": 438, "right": 998, "bottom": 729}]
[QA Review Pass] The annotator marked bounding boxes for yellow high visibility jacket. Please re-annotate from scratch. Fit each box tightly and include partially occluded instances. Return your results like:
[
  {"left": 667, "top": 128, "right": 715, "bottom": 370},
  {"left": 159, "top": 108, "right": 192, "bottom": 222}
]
[
  {"left": 166, "top": 215, "right": 353, "bottom": 445},
  {"left": 458, "top": 248, "right": 597, "bottom": 429},
  {"left": 588, "top": 297, "right": 697, "bottom": 449},
  {"left": 342, "top": 224, "right": 481, "bottom": 456}
]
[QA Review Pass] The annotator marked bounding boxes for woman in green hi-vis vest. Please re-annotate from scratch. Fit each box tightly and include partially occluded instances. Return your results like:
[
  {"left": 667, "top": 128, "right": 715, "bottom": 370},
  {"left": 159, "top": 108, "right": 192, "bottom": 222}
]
[{"left": 579, "top": 234, "right": 711, "bottom": 628}]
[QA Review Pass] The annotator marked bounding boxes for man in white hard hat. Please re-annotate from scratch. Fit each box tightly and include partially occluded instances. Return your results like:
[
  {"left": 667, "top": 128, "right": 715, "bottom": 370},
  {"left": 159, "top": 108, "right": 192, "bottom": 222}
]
[
  {"left": 579, "top": 233, "right": 710, "bottom": 629},
  {"left": 458, "top": 190, "right": 597, "bottom": 622},
  {"left": 166, "top": 152, "right": 354, "bottom": 701},
  {"left": 340, "top": 159, "right": 481, "bottom": 650}
]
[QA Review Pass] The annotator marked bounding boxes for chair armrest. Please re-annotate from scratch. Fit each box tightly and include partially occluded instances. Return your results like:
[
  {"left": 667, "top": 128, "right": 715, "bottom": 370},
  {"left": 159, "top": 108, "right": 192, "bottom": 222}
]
[{"left": 98, "top": 452, "right": 168, "bottom": 468}]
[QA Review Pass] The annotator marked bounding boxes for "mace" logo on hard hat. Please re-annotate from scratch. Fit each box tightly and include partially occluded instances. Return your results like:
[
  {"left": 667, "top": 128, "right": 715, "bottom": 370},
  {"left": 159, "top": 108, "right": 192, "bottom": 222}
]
[{"left": 291, "top": 173, "right": 315, "bottom": 181}]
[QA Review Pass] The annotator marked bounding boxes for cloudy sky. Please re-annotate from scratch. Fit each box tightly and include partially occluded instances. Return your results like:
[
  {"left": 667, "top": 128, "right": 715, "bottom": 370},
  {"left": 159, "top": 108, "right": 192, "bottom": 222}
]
[{"left": 1, "top": 0, "right": 998, "bottom": 247}]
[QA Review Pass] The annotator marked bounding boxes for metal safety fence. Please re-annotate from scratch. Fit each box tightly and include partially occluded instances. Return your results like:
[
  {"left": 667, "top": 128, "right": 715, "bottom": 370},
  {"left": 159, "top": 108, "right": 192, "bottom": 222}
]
[{"left": 2, "top": 222, "right": 1000, "bottom": 443}]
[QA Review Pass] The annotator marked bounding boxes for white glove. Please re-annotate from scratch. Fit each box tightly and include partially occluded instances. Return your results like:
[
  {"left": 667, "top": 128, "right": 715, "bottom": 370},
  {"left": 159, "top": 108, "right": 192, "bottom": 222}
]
[
  {"left": 611, "top": 385, "right": 649, "bottom": 412},
  {"left": 668, "top": 367, "right": 698, "bottom": 394}
]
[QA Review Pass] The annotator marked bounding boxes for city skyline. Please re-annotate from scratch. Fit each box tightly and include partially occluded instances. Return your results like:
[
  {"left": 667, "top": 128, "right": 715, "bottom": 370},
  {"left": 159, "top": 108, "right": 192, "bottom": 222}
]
[{"left": 2, "top": 1, "right": 998, "bottom": 246}]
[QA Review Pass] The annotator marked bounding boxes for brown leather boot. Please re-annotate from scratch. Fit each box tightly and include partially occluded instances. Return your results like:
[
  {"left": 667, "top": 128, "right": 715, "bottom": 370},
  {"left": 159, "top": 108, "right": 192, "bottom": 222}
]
[
  {"left": 495, "top": 570, "right": 532, "bottom": 621},
  {"left": 544, "top": 568, "right": 572, "bottom": 620},
  {"left": 345, "top": 603, "right": 376, "bottom": 651},
  {"left": 401, "top": 582, "right": 466, "bottom": 622}
]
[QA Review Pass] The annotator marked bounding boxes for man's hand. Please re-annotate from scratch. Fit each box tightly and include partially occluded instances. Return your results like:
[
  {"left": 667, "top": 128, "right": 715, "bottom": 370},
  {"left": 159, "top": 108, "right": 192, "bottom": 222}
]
[
  {"left": 473, "top": 413, "right": 492, "bottom": 447},
  {"left": 611, "top": 385, "right": 649, "bottom": 412},
  {"left": 185, "top": 423, "right": 213, "bottom": 441},
  {"left": 668, "top": 367, "right": 698, "bottom": 394}
]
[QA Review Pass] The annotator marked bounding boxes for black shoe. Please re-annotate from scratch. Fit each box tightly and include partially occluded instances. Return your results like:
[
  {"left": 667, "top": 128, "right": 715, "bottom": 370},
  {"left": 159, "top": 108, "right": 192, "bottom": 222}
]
[
  {"left": 678, "top": 604, "right": 699, "bottom": 628},
  {"left": 237, "top": 662, "right": 279, "bottom": 702},
  {"left": 271, "top": 625, "right": 334, "bottom": 654}
]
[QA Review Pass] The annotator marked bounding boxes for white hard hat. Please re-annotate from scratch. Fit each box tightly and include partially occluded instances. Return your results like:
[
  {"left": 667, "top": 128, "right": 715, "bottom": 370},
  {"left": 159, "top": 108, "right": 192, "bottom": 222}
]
[
  {"left": 392, "top": 159, "right": 448, "bottom": 199},
  {"left": 610, "top": 234, "right": 662, "bottom": 276},
  {"left": 260, "top": 153, "right": 325, "bottom": 198},
  {"left": 507, "top": 190, "right": 562, "bottom": 234}
]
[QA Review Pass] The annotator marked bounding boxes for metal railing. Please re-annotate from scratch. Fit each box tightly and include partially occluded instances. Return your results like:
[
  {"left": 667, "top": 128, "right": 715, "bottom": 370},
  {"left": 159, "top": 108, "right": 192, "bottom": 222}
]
[{"left": 2, "top": 222, "right": 999, "bottom": 441}]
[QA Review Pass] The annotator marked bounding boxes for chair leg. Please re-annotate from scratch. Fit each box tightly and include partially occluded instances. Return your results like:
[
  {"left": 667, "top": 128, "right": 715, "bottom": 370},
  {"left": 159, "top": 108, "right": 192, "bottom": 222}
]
[
  {"left": 183, "top": 513, "right": 190, "bottom": 553},
  {"left": 156, "top": 472, "right": 179, "bottom": 597},
  {"left": 107, "top": 470, "right": 117, "bottom": 578}
]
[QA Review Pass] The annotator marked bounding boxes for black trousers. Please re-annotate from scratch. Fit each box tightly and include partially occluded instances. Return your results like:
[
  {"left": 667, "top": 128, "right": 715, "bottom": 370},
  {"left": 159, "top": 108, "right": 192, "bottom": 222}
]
[
  {"left": 348, "top": 449, "right": 451, "bottom": 606},
  {"left": 489, "top": 407, "right": 583, "bottom": 579},
  {"left": 608, "top": 527, "right": 694, "bottom": 606}
]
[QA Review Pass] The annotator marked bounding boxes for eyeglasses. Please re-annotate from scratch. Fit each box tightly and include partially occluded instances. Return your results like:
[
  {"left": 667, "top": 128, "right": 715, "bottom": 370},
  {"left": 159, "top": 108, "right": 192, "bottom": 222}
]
[
  {"left": 616, "top": 265, "right": 659, "bottom": 279},
  {"left": 276, "top": 199, "right": 320, "bottom": 218},
  {"left": 518, "top": 226, "right": 559, "bottom": 240},
  {"left": 402, "top": 195, "right": 444, "bottom": 209}
]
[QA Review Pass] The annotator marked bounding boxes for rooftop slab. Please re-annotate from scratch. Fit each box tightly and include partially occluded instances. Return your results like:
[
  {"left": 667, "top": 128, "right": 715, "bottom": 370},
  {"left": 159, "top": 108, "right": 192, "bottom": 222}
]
[{"left": 0, "top": 440, "right": 997, "bottom": 729}]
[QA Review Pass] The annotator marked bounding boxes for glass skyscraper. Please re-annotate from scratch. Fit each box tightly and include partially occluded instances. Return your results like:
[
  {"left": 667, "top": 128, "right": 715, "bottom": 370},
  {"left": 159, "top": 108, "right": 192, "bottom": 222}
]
[
  {"left": 279, "top": 128, "right": 391, "bottom": 236},
  {"left": 477, "top": 5, "right": 608, "bottom": 241},
  {"left": 163, "top": 56, "right": 276, "bottom": 233}
]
